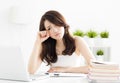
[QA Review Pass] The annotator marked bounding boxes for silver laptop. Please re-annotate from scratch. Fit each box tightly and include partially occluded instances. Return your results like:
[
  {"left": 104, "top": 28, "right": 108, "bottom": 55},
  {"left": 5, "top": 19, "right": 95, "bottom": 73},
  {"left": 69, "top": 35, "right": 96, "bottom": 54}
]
[
  {"left": 48, "top": 72, "right": 87, "bottom": 77},
  {"left": 0, "top": 46, "right": 49, "bottom": 81}
]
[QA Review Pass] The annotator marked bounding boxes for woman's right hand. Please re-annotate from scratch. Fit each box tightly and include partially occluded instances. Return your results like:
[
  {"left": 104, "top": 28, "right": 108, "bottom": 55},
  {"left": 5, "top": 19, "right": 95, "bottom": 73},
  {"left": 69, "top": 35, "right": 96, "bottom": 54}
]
[{"left": 36, "top": 31, "right": 49, "bottom": 43}]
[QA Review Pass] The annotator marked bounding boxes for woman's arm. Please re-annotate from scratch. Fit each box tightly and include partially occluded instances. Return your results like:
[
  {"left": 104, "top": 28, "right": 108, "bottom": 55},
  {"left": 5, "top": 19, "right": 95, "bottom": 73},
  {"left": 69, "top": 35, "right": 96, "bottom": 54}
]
[
  {"left": 28, "top": 31, "right": 49, "bottom": 74},
  {"left": 75, "top": 36, "right": 96, "bottom": 66},
  {"left": 28, "top": 39, "right": 42, "bottom": 74},
  {"left": 48, "top": 66, "right": 90, "bottom": 74}
]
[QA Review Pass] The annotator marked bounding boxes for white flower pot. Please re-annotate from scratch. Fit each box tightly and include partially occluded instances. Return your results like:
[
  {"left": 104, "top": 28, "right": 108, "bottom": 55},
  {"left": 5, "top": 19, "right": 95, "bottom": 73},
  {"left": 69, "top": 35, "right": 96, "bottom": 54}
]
[
  {"left": 85, "top": 38, "right": 95, "bottom": 47},
  {"left": 101, "top": 38, "right": 109, "bottom": 46},
  {"left": 96, "top": 55, "right": 104, "bottom": 61},
  {"left": 94, "top": 38, "right": 102, "bottom": 46},
  {"left": 94, "top": 38, "right": 109, "bottom": 47}
]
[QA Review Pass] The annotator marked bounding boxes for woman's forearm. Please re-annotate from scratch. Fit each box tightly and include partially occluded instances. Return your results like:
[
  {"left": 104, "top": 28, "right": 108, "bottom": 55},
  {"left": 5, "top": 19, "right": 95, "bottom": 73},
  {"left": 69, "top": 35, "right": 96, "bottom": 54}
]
[
  {"left": 65, "top": 66, "right": 90, "bottom": 74},
  {"left": 49, "top": 66, "right": 90, "bottom": 74},
  {"left": 28, "top": 40, "right": 42, "bottom": 74}
]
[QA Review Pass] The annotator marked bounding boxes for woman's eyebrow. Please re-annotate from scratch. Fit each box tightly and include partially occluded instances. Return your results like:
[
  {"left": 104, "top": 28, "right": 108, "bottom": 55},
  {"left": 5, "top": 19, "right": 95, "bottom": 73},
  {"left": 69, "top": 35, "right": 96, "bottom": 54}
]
[{"left": 47, "top": 25, "right": 50, "bottom": 28}]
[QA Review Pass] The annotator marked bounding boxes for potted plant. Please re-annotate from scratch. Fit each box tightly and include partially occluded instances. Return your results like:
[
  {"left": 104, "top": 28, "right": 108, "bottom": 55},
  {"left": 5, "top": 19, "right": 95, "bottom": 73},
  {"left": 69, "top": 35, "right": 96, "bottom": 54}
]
[
  {"left": 73, "top": 30, "right": 85, "bottom": 37},
  {"left": 100, "top": 31, "right": 109, "bottom": 46},
  {"left": 85, "top": 30, "right": 98, "bottom": 47},
  {"left": 96, "top": 49, "right": 104, "bottom": 61},
  {"left": 86, "top": 30, "right": 98, "bottom": 38},
  {"left": 100, "top": 31, "right": 109, "bottom": 38}
]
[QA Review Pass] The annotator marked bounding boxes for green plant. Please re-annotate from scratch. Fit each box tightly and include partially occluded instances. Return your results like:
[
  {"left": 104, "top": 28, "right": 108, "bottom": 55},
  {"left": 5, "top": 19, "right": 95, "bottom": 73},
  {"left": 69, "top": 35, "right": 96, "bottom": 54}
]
[
  {"left": 100, "top": 31, "right": 109, "bottom": 38},
  {"left": 73, "top": 30, "right": 85, "bottom": 37},
  {"left": 96, "top": 49, "right": 104, "bottom": 56},
  {"left": 86, "top": 30, "right": 98, "bottom": 38}
]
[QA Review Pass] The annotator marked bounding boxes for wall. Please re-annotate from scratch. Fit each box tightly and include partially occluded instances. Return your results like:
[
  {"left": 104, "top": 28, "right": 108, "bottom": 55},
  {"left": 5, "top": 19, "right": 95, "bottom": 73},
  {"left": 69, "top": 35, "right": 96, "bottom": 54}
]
[{"left": 0, "top": 0, "right": 120, "bottom": 66}]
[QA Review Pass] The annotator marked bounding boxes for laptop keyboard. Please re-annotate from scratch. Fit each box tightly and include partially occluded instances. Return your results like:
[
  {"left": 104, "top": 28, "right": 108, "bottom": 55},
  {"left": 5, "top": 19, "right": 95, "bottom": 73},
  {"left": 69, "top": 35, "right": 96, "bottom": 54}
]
[{"left": 29, "top": 74, "right": 49, "bottom": 80}]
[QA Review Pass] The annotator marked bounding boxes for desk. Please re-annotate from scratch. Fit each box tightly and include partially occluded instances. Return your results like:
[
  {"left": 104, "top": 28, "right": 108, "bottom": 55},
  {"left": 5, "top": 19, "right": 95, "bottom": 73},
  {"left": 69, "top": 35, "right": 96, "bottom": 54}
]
[{"left": 0, "top": 77, "right": 89, "bottom": 83}]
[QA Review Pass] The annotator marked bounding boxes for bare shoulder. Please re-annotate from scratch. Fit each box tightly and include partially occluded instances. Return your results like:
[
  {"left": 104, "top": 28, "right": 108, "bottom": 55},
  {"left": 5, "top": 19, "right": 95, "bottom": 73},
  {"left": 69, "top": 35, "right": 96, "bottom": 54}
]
[
  {"left": 73, "top": 36, "right": 86, "bottom": 55},
  {"left": 74, "top": 36, "right": 85, "bottom": 44}
]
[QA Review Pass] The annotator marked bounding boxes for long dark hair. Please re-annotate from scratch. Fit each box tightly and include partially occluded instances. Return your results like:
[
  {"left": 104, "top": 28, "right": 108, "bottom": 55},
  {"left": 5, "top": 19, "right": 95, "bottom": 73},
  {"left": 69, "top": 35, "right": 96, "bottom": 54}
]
[{"left": 39, "top": 10, "right": 76, "bottom": 65}]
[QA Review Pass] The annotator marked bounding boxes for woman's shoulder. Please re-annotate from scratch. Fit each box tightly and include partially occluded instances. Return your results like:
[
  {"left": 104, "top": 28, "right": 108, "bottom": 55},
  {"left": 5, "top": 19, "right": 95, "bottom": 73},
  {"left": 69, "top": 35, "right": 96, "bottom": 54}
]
[
  {"left": 73, "top": 36, "right": 84, "bottom": 43},
  {"left": 73, "top": 36, "right": 85, "bottom": 55}
]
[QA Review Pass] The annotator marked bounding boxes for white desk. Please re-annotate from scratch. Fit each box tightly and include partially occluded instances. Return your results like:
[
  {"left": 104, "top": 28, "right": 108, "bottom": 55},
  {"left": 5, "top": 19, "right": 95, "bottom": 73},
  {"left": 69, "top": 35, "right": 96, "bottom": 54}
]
[{"left": 0, "top": 77, "right": 89, "bottom": 83}]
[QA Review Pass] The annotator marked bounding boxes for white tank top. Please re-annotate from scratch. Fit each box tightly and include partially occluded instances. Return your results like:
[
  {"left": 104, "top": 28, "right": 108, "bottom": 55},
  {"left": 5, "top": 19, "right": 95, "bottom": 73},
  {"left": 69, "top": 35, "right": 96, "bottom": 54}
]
[
  {"left": 51, "top": 52, "right": 85, "bottom": 67},
  {"left": 35, "top": 52, "right": 85, "bottom": 74}
]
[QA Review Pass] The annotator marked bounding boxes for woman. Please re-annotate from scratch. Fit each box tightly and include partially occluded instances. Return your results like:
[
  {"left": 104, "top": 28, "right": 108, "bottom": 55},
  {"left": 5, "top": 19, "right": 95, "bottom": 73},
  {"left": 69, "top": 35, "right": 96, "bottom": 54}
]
[{"left": 28, "top": 10, "right": 95, "bottom": 74}]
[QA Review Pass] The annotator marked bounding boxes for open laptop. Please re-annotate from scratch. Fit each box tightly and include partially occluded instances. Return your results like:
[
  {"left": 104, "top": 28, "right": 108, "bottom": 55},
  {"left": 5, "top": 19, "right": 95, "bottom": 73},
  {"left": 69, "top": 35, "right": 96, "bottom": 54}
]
[
  {"left": 0, "top": 46, "right": 49, "bottom": 82},
  {"left": 47, "top": 72, "right": 87, "bottom": 77}
]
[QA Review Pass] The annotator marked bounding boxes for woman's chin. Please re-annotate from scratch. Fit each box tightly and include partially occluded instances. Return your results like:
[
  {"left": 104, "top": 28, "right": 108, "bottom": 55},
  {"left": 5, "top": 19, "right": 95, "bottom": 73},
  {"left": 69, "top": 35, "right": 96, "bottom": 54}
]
[{"left": 54, "top": 37, "right": 63, "bottom": 40}]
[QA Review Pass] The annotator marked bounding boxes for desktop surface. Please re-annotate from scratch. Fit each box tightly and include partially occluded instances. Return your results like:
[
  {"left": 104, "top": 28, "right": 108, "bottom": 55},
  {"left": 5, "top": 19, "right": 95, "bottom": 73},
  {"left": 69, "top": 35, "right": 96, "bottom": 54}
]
[{"left": 0, "top": 76, "right": 89, "bottom": 83}]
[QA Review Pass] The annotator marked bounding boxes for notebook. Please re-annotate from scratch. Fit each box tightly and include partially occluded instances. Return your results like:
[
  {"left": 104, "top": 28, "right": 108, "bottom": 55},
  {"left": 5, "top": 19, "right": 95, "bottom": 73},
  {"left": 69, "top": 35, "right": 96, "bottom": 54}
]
[{"left": 0, "top": 46, "right": 49, "bottom": 81}]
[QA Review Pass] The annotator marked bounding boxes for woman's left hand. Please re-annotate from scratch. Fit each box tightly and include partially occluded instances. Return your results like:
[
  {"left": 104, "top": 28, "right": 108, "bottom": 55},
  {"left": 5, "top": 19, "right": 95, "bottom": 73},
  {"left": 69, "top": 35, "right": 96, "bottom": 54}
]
[{"left": 48, "top": 67, "right": 68, "bottom": 73}]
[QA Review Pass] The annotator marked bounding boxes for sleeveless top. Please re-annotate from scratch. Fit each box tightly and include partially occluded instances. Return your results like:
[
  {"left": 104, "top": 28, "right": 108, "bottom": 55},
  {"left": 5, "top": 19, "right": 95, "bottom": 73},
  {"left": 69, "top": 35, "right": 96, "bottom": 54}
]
[
  {"left": 51, "top": 52, "right": 85, "bottom": 67},
  {"left": 35, "top": 52, "right": 85, "bottom": 74}
]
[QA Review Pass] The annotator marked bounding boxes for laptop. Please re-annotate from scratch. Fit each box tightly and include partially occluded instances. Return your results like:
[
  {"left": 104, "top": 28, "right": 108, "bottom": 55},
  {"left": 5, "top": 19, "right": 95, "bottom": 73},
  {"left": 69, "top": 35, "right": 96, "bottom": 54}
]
[
  {"left": 0, "top": 46, "right": 49, "bottom": 82},
  {"left": 47, "top": 72, "right": 87, "bottom": 77}
]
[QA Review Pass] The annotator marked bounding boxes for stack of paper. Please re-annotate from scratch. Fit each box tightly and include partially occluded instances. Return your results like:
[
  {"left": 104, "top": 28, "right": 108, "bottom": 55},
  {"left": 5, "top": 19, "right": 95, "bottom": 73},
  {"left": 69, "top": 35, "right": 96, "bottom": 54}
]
[{"left": 88, "top": 61, "right": 120, "bottom": 83}]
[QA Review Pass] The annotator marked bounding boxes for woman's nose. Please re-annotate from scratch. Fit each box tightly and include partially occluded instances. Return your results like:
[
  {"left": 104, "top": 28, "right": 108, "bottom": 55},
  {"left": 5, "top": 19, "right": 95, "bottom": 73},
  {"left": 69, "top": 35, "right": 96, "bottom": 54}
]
[{"left": 51, "top": 27, "right": 58, "bottom": 32}]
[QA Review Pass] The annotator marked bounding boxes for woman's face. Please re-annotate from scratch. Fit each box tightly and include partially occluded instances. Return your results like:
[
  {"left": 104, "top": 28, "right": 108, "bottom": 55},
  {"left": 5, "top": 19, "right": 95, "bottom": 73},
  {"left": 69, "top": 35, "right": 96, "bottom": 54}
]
[{"left": 44, "top": 20, "right": 65, "bottom": 40}]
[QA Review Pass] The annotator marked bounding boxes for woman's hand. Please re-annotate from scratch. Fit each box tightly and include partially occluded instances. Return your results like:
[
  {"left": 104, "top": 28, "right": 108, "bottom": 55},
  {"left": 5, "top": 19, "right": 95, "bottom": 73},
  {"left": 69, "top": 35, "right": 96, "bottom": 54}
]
[
  {"left": 48, "top": 67, "right": 68, "bottom": 73},
  {"left": 36, "top": 31, "right": 49, "bottom": 43},
  {"left": 47, "top": 66, "right": 90, "bottom": 74}
]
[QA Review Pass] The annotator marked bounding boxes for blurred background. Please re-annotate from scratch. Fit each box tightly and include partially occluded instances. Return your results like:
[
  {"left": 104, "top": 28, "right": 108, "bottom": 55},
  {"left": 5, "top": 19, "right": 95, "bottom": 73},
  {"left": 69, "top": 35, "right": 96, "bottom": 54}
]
[{"left": 0, "top": 0, "right": 120, "bottom": 68}]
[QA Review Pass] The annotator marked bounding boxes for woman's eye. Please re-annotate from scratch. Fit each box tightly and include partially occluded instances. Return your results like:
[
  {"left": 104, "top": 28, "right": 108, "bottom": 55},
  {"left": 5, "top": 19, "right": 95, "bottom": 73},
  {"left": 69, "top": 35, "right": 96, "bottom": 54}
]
[
  {"left": 47, "top": 26, "right": 52, "bottom": 30},
  {"left": 48, "top": 27, "right": 51, "bottom": 30}
]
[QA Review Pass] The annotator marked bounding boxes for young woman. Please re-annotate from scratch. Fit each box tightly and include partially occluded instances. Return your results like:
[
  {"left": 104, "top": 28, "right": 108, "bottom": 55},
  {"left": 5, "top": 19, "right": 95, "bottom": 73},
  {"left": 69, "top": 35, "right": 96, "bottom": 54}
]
[{"left": 28, "top": 10, "right": 95, "bottom": 74}]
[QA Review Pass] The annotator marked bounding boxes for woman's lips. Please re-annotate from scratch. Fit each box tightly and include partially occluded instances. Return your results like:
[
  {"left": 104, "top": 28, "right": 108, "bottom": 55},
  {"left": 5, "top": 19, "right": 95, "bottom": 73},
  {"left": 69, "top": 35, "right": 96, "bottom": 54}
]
[{"left": 55, "top": 33, "right": 61, "bottom": 36}]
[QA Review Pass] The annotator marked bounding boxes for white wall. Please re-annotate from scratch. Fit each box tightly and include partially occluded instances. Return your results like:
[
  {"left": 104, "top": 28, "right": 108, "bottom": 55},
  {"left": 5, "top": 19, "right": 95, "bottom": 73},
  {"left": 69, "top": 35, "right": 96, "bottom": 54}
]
[{"left": 0, "top": 0, "right": 120, "bottom": 65}]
